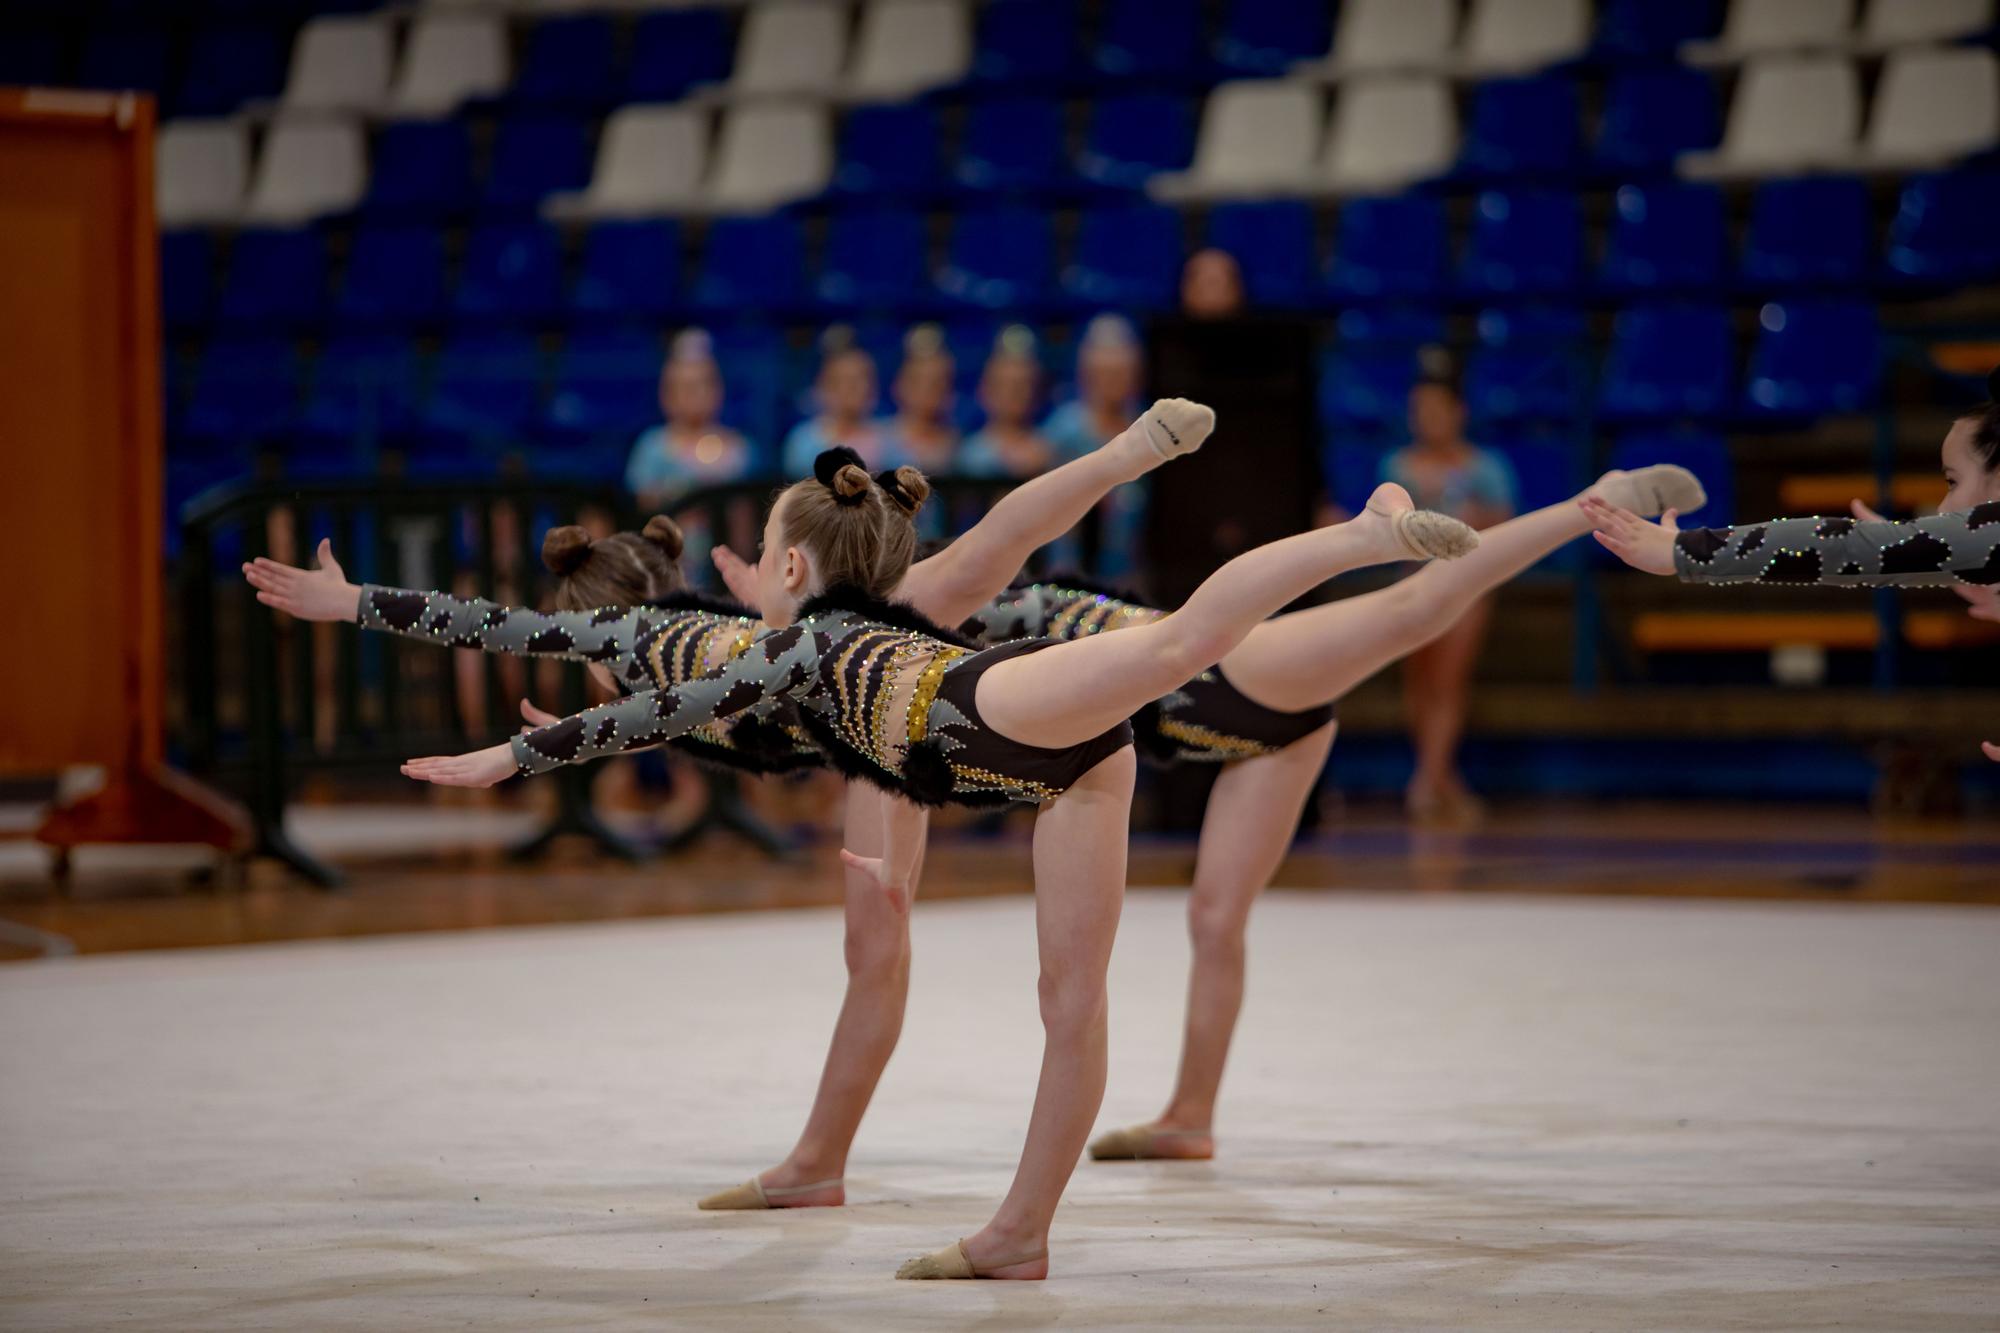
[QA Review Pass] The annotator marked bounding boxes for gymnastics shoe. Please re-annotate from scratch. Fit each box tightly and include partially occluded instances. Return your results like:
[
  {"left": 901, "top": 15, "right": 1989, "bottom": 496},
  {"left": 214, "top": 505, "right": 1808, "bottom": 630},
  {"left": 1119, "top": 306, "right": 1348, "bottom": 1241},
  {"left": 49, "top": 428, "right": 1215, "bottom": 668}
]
[
  {"left": 696, "top": 1176, "right": 843, "bottom": 1210},
  {"left": 1087, "top": 1123, "right": 1215, "bottom": 1161},
  {"left": 896, "top": 1239, "right": 1049, "bottom": 1281},
  {"left": 1138, "top": 398, "right": 1216, "bottom": 461},
  {"left": 1591, "top": 465, "right": 1707, "bottom": 518},
  {"left": 1364, "top": 484, "right": 1480, "bottom": 561}
]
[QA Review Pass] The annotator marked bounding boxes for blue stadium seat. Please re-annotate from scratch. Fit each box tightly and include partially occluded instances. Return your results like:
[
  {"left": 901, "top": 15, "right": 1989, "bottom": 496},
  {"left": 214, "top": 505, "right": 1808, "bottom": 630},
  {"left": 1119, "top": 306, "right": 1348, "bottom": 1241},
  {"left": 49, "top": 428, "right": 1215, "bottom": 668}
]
[
  {"left": 1094, "top": 0, "right": 1200, "bottom": 80},
  {"left": 1320, "top": 343, "right": 1417, "bottom": 429},
  {"left": 335, "top": 226, "right": 446, "bottom": 327},
  {"left": 1744, "top": 300, "right": 1880, "bottom": 417},
  {"left": 217, "top": 228, "right": 327, "bottom": 329},
  {"left": 1458, "top": 74, "right": 1582, "bottom": 180},
  {"left": 364, "top": 120, "right": 473, "bottom": 218},
  {"left": 1324, "top": 195, "right": 1447, "bottom": 301},
  {"left": 544, "top": 328, "right": 663, "bottom": 443},
  {"left": 1214, "top": 0, "right": 1333, "bottom": 77},
  {"left": 1593, "top": 0, "right": 1724, "bottom": 60},
  {"left": 1599, "top": 305, "right": 1734, "bottom": 421},
  {"left": 956, "top": 98, "right": 1068, "bottom": 192},
  {"left": 512, "top": 14, "right": 615, "bottom": 109},
  {"left": 937, "top": 208, "right": 1056, "bottom": 309},
  {"left": 454, "top": 221, "right": 565, "bottom": 322},
  {"left": 818, "top": 209, "right": 930, "bottom": 309},
  {"left": 972, "top": 0, "right": 1081, "bottom": 85},
  {"left": 161, "top": 231, "right": 214, "bottom": 332},
  {"left": 627, "top": 9, "right": 732, "bottom": 103},
  {"left": 1063, "top": 202, "right": 1183, "bottom": 309},
  {"left": 1465, "top": 343, "right": 1589, "bottom": 424},
  {"left": 833, "top": 103, "right": 944, "bottom": 197},
  {"left": 1486, "top": 428, "right": 1585, "bottom": 518},
  {"left": 481, "top": 116, "right": 591, "bottom": 214},
  {"left": 1594, "top": 67, "right": 1722, "bottom": 175},
  {"left": 1077, "top": 95, "right": 1196, "bottom": 189},
  {"left": 1207, "top": 200, "right": 1317, "bottom": 307},
  {"left": 710, "top": 324, "right": 785, "bottom": 452},
  {"left": 1475, "top": 305, "right": 1588, "bottom": 345},
  {"left": 1322, "top": 431, "right": 1393, "bottom": 516},
  {"left": 175, "top": 26, "right": 286, "bottom": 117},
  {"left": 299, "top": 333, "right": 423, "bottom": 448},
  {"left": 1741, "top": 177, "right": 1871, "bottom": 288},
  {"left": 570, "top": 220, "right": 680, "bottom": 321},
  {"left": 1336, "top": 306, "right": 1445, "bottom": 346},
  {"left": 1885, "top": 168, "right": 2000, "bottom": 286},
  {"left": 184, "top": 337, "right": 300, "bottom": 443},
  {"left": 423, "top": 331, "right": 544, "bottom": 444},
  {"left": 693, "top": 215, "right": 806, "bottom": 313},
  {"left": 1599, "top": 182, "right": 1726, "bottom": 295},
  {"left": 1458, "top": 189, "right": 1582, "bottom": 297},
  {"left": 1607, "top": 430, "right": 1733, "bottom": 530},
  {"left": 76, "top": 27, "right": 171, "bottom": 95}
]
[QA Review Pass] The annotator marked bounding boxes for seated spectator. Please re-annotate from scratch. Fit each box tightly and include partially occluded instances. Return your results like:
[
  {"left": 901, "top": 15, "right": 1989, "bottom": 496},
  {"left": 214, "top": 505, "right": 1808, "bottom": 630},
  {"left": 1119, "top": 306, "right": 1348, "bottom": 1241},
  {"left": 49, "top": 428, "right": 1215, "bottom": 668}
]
[
  {"left": 781, "top": 327, "right": 888, "bottom": 477},
  {"left": 880, "top": 323, "right": 960, "bottom": 474},
  {"left": 1180, "top": 247, "right": 1248, "bottom": 320},
  {"left": 623, "top": 329, "right": 754, "bottom": 510},
  {"left": 1043, "top": 313, "right": 1148, "bottom": 579},
  {"left": 960, "top": 325, "right": 1057, "bottom": 479}
]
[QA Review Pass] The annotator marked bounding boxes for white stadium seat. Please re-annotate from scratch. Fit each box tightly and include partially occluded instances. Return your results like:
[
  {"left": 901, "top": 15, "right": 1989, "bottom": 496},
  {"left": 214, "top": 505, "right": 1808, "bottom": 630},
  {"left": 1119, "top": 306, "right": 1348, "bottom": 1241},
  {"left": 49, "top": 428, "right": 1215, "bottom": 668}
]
[
  {"left": 847, "top": 0, "right": 970, "bottom": 100},
  {"left": 1857, "top": 0, "right": 1994, "bottom": 49},
  {"left": 1681, "top": 54, "right": 1861, "bottom": 177},
  {"left": 156, "top": 119, "right": 249, "bottom": 226},
  {"left": 1853, "top": 44, "right": 2000, "bottom": 168},
  {"left": 243, "top": 117, "right": 367, "bottom": 224},
  {"left": 1684, "top": 0, "right": 1855, "bottom": 64},
  {"left": 705, "top": 102, "right": 832, "bottom": 211},
  {"left": 1315, "top": 0, "right": 1456, "bottom": 76},
  {"left": 283, "top": 15, "right": 394, "bottom": 113},
  {"left": 1458, "top": 0, "right": 1591, "bottom": 75},
  {"left": 555, "top": 104, "right": 710, "bottom": 219},
  {"left": 1317, "top": 75, "right": 1457, "bottom": 193},
  {"left": 1150, "top": 80, "right": 1321, "bottom": 199},
  {"left": 390, "top": 14, "right": 509, "bottom": 118},
  {"left": 728, "top": 2, "right": 850, "bottom": 98}
]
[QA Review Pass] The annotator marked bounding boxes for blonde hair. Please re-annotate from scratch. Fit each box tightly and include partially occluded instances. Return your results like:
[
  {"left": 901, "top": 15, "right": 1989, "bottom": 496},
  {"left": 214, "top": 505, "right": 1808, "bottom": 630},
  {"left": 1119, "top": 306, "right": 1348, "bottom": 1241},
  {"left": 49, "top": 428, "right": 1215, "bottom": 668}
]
[
  {"left": 542, "top": 516, "right": 686, "bottom": 611},
  {"left": 778, "top": 450, "right": 931, "bottom": 598}
]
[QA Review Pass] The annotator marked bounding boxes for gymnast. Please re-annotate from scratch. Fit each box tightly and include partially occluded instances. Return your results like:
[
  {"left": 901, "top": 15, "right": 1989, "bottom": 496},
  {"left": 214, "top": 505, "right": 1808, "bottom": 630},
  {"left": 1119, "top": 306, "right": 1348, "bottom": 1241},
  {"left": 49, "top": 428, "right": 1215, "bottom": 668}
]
[
  {"left": 1587, "top": 368, "right": 1999, "bottom": 764},
  {"left": 246, "top": 400, "right": 1481, "bottom": 1280}
]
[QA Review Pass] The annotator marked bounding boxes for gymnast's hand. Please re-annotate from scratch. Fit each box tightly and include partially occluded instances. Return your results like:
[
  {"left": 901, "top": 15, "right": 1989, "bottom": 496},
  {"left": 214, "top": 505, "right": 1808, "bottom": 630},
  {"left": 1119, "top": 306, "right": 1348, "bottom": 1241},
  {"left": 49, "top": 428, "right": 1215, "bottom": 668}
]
[
  {"left": 711, "top": 545, "right": 764, "bottom": 613},
  {"left": 400, "top": 743, "right": 516, "bottom": 788},
  {"left": 1580, "top": 496, "right": 1679, "bottom": 576},
  {"left": 837, "top": 849, "right": 912, "bottom": 917},
  {"left": 1954, "top": 583, "right": 2000, "bottom": 624},
  {"left": 519, "top": 698, "right": 562, "bottom": 729},
  {"left": 242, "top": 539, "right": 363, "bottom": 622}
]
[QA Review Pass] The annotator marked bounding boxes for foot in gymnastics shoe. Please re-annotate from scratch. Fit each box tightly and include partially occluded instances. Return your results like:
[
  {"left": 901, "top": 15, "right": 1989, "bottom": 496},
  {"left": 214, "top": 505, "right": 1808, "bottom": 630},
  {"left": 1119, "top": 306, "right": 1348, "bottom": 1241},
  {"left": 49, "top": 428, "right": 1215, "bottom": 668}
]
[
  {"left": 1363, "top": 483, "right": 1480, "bottom": 561},
  {"left": 1588, "top": 465, "right": 1707, "bottom": 518},
  {"left": 1087, "top": 1123, "right": 1215, "bottom": 1161},
  {"left": 697, "top": 1175, "right": 844, "bottom": 1210},
  {"left": 896, "top": 1239, "right": 1049, "bottom": 1281},
  {"left": 1136, "top": 398, "right": 1216, "bottom": 462}
]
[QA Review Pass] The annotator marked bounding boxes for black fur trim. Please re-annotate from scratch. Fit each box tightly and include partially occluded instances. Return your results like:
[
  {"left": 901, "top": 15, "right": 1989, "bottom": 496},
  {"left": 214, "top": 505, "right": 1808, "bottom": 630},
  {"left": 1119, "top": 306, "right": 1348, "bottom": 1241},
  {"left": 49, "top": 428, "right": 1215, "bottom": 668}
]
[
  {"left": 647, "top": 588, "right": 759, "bottom": 619},
  {"left": 797, "top": 583, "right": 980, "bottom": 649},
  {"left": 668, "top": 733, "right": 822, "bottom": 777},
  {"left": 900, "top": 738, "right": 960, "bottom": 806}
]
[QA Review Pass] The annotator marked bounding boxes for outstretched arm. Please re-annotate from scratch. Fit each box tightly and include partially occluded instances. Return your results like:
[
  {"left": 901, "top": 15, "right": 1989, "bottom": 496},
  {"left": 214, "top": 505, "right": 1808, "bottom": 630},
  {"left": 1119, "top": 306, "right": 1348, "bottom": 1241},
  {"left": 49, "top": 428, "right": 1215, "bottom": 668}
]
[
  {"left": 245, "top": 540, "right": 648, "bottom": 673},
  {"left": 897, "top": 399, "right": 1215, "bottom": 625},
  {"left": 1584, "top": 499, "right": 2000, "bottom": 588},
  {"left": 403, "top": 624, "right": 823, "bottom": 787}
]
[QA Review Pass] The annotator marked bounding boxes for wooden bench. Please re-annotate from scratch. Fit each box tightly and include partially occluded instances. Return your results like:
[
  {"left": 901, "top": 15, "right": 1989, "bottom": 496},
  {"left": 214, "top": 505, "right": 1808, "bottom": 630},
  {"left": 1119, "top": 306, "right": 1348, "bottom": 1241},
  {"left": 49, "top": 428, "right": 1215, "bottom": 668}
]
[
  {"left": 1633, "top": 610, "right": 2000, "bottom": 653},
  {"left": 1776, "top": 473, "right": 1947, "bottom": 515}
]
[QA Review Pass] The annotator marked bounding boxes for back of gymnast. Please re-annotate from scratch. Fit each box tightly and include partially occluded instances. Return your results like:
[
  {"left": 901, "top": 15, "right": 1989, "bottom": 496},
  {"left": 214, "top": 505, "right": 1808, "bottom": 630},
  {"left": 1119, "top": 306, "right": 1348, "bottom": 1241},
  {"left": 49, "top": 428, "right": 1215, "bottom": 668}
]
[{"left": 245, "top": 400, "right": 1483, "bottom": 1280}]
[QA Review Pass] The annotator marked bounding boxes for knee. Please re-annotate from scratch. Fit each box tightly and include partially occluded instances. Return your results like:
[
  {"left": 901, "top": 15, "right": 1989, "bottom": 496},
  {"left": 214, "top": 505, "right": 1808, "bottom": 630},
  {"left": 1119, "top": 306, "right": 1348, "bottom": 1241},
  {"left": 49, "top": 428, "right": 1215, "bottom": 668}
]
[
  {"left": 844, "top": 926, "right": 910, "bottom": 986},
  {"left": 1187, "top": 895, "right": 1248, "bottom": 960},
  {"left": 1037, "top": 966, "right": 1107, "bottom": 1033},
  {"left": 1159, "top": 618, "right": 1238, "bottom": 680}
]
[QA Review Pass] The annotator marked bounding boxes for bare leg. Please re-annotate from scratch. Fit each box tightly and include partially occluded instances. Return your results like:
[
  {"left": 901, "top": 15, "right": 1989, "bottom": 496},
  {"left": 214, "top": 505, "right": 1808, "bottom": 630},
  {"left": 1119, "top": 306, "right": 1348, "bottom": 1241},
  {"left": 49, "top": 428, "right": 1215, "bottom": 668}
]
[
  {"left": 738, "top": 786, "right": 919, "bottom": 1207},
  {"left": 1151, "top": 722, "right": 1335, "bottom": 1147},
  {"left": 974, "top": 486, "right": 1473, "bottom": 749},
  {"left": 933, "top": 746, "right": 1136, "bottom": 1279}
]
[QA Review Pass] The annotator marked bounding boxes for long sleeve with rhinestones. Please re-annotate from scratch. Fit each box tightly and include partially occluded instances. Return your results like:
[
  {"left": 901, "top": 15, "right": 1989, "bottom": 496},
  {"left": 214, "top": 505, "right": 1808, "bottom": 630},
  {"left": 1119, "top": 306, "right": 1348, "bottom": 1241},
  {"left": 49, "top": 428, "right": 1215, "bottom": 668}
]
[
  {"left": 1671, "top": 504, "right": 2000, "bottom": 587},
  {"left": 357, "top": 584, "right": 646, "bottom": 678},
  {"left": 964, "top": 583, "right": 1164, "bottom": 645}
]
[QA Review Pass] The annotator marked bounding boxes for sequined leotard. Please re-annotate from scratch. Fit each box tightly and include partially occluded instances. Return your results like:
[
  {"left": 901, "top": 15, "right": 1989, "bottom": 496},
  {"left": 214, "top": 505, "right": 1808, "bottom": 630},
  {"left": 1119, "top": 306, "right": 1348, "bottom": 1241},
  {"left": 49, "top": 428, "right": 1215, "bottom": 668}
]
[
  {"left": 1672, "top": 504, "right": 2000, "bottom": 586},
  {"left": 965, "top": 582, "right": 1336, "bottom": 764},
  {"left": 475, "top": 584, "right": 1131, "bottom": 807},
  {"left": 356, "top": 584, "right": 821, "bottom": 773}
]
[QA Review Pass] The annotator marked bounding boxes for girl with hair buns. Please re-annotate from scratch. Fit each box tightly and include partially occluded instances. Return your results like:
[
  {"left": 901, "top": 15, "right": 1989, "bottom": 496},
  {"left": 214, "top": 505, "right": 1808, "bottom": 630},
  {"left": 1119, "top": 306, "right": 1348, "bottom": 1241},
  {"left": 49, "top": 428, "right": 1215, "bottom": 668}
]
[{"left": 248, "top": 398, "right": 1484, "bottom": 1281}]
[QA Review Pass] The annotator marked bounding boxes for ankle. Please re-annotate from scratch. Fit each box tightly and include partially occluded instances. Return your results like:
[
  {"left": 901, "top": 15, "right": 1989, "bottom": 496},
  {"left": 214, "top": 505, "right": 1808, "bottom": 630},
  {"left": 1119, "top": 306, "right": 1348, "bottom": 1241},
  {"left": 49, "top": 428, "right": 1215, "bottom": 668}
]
[
  {"left": 1155, "top": 1108, "right": 1214, "bottom": 1135},
  {"left": 766, "top": 1154, "right": 844, "bottom": 1188}
]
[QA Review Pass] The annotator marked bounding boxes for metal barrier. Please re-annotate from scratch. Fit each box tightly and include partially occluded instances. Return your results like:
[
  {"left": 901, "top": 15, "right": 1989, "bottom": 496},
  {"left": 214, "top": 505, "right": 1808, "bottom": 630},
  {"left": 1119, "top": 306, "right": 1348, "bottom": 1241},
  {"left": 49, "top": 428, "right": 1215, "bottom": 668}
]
[{"left": 177, "top": 473, "right": 1089, "bottom": 886}]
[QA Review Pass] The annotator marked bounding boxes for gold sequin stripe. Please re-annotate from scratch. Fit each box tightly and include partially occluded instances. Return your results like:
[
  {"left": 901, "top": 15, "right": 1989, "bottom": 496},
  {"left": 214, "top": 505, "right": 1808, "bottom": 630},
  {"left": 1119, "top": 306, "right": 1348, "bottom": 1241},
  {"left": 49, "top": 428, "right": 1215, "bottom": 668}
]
[
  {"left": 830, "top": 630, "right": 907, "bottom": 772},
  {"left": 1156, "top": 716, "right": 1274, "bottom": 761},
  {"left": 946, "top": 761, "right": 1062, "bottom": 803},
  {"left": 904, "top": 647, "right": 967, "bottom": 744}
]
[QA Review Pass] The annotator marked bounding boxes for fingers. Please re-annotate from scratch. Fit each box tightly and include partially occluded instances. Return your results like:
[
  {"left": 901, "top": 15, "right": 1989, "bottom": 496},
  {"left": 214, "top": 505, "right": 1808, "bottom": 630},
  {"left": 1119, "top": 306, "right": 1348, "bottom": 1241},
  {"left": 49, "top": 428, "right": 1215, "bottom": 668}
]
[
  {"left": 1850, "top": 498, "right": 1886, "bottom": 523},
  {"left": 837, "top": 848, "right": 867, "bottom": 872},
  {"left": 1659, "top": 508, "right": 1679, "bottom": 533},
  {"left": 518, "top": 698, "right": 561, "bottom": 727},
  {"left": 1984, "top": 741, "right": 1999, "bottom": 764}
]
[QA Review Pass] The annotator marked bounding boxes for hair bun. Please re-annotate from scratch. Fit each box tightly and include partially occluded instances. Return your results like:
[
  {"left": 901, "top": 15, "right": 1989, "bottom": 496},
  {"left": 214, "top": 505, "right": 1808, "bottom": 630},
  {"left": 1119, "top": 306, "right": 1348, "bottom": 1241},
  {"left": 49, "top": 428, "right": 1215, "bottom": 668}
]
[
  {"left": 814, "top": 447, "right": 872, "bottom": 506},
  {"left": 641, "top": 514, "right": 685, "bottom": 560},
  {"left": 542, "top": 524, "right": 594, "bottom": 576},
  {"left": 876, "top": 466, "right": 931, "bottom": 517},
  {"left": 814, "top": 446, "right": 866, "bottom": 487}
]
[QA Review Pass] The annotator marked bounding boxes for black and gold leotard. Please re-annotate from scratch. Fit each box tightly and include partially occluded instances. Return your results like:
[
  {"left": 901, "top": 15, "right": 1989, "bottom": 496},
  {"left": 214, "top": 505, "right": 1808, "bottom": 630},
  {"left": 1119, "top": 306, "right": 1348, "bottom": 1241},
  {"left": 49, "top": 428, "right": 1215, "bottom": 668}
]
[
  {"left": 965, "top": 582, "right": 1336, "bottom": 764},
  {"left": 482, "top": 584, "right": 1131, "bottom": 808},
  {"left": 1672, "top": 504, "right": 2000, "bottom": 586},
  {"left": 355, "top": 584, "right": 822, "bottom": 773}
]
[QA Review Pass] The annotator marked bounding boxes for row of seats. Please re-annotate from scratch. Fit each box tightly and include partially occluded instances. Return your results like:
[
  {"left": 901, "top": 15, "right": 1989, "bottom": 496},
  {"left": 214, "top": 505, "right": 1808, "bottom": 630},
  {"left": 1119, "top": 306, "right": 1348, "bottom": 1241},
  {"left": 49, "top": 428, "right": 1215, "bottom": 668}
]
[
  {"left": 159, "top": 171, "right": 2000, "bottom": 338},
  {"left": 1164, "top": 47, "right": 1999, "bottom": 200}
]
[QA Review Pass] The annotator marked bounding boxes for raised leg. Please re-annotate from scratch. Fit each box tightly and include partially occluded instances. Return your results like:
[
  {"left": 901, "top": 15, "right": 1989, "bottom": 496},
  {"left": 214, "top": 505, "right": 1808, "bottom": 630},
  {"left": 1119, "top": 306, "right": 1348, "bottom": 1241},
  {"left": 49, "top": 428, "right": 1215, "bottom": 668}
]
[{"left": 919, "top": 746, "right": 1136, "bottom": 1280}]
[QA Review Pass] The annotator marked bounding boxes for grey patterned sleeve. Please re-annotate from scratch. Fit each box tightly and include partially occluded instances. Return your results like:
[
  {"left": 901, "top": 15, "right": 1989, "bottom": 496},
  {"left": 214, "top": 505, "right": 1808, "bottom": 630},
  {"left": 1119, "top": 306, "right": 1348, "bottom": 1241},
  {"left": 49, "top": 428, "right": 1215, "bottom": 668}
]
[
  {"left": 356, "top": 584, "right": 647, "bottom": 675},
  {"left": 961, "top": 586, "right": 1048, "bottom": 644},
  {"left": 1673, "top": 504, "right": 2000, "bottom": 587},
  {"left": 509, "top": 624, "right": 823, "bottom": 776}
]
